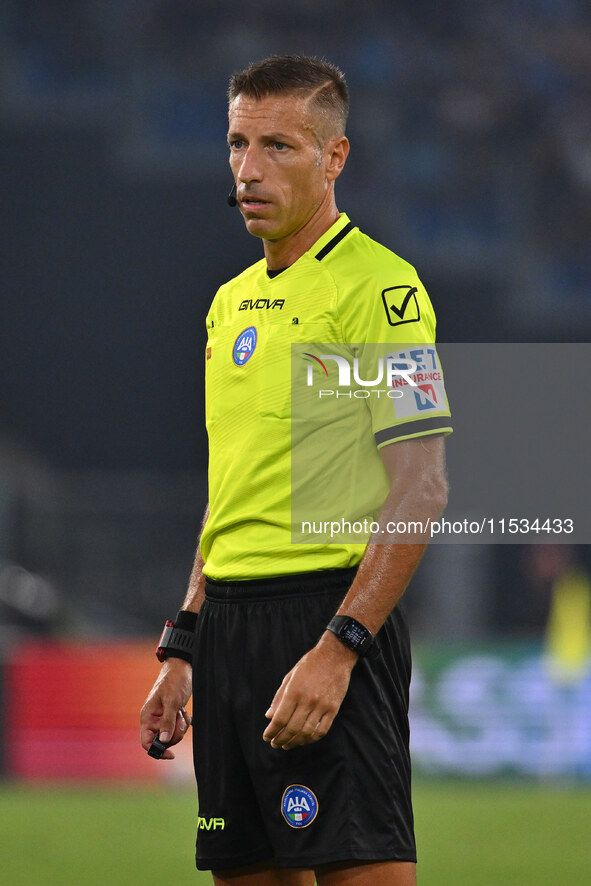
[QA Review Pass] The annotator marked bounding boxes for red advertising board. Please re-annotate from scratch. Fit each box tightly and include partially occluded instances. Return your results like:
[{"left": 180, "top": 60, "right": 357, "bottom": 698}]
[{"left": 4, "top": 640, "right": 194, "bottom": 781}]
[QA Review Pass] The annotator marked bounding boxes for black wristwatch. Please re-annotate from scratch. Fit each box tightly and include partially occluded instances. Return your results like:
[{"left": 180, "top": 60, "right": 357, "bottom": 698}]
[
  {"left": 156, "top": 610, "right": 198, "bottom": 664},
  {"left": 326, "top": 615, "right": 375, "bottom": 658}
]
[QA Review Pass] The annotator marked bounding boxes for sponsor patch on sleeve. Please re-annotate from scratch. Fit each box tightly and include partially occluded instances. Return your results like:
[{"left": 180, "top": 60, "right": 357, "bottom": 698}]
[{"left": 388, "top": 345, "right": 448, "bottom": 418}]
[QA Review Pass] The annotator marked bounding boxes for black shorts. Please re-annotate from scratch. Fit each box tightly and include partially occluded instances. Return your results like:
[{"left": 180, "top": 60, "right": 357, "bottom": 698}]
[{"left": 192, "top": 568, "right": 416, "bottom": 871}]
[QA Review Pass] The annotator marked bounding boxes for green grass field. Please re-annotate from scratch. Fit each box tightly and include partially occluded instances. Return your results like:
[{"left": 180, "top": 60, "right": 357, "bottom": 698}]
[{"left": 2, "top": 779, "right": 590, "bottom": 885}]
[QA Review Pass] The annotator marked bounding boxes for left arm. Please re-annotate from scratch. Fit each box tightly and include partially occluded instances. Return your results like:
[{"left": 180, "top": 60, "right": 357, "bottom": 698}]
[{"left": 263, "top": 434, "right": 448, "bottom": 750}]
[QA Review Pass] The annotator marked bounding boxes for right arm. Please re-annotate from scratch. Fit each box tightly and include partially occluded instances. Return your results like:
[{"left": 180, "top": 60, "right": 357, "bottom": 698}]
[{"left": 139, "top": 505, "right": 209, "bottom": 759}]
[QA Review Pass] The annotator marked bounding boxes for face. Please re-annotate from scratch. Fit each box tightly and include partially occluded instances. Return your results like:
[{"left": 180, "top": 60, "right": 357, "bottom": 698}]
[{"left": 227, "top": 92, "right": 343, "bottom": 242}]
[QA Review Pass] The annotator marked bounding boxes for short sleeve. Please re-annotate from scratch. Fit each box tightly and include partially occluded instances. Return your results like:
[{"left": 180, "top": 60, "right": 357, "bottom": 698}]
[{"left": 336, "top": 263, "right": 452, "bottom": 447}]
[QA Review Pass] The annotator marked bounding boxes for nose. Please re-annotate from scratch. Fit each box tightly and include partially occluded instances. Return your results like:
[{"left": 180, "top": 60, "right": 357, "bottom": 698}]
[{"left": 237, "top": 145, "right": 263, "bottom": 185}]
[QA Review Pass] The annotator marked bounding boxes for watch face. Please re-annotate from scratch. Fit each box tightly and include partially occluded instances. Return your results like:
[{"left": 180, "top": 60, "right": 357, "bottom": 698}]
[{"left": 341, "top": 621, "right": 368, "bottom": 649}]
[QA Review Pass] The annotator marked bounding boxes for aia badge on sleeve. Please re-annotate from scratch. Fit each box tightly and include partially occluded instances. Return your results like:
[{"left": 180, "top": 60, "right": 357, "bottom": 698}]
[
  {"left": 232, "top": 326, "right": 257, "bottom": 365},
  {"left": 281, "top": 784, "right": 319, "bottom": 829},
  {"left": 382, "top": 285, "right": 420, "bottom": 327}
]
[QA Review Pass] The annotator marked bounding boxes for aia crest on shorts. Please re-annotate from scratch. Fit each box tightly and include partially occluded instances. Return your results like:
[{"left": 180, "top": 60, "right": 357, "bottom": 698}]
[{"left": 281, "top": 784, "right": 318, "bottom": 829}]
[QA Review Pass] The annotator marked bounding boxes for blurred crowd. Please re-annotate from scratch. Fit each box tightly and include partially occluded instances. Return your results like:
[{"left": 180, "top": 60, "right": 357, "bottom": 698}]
[{"left": 3, "top": 0, "right": 591, "bottom": 337}]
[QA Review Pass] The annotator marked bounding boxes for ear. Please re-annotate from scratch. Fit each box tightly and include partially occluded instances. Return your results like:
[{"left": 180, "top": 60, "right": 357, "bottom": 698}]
[{"left": 325, "top": 136, "right": 350, "bottom": 182}]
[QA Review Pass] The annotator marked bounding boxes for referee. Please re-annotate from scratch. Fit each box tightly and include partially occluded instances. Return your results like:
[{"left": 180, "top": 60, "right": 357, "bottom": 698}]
[{"left": 141, "top": 56, "right": 451, "bottom": 886}]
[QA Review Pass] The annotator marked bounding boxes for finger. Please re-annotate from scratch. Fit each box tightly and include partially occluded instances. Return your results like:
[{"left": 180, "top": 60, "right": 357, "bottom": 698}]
[
  {"left": 160, "top": 709, "right": 193, "bottom": 757},
  {"left": 264, "top": 676, "right": 289, "bottom": 720},
  {"left": 159, "top": 709, "right": 190, "bottom": 750},
  {"left": 271, "top": 706, "right": 311, "bottom": 749},
  {"left": 157, "top": 707, "right": 178, "bottom": 745},
  {"left": 264, "top": 692, "right": 315, "bottom": 748},
  {"left": 140, "top": 701, "right": 164, "bottom": 751},
  {"left": 160, "top": 711, "right": 193, "bottom": 757},
  {"left": 311, "top": 712, "right": 333, "bottom": 742},
  {"left": 281, "top": 712, "right": 334, "bottom": 750},
  {"left": 172, "top": 709, "right": 190, "bottom": 742},
  {"left": 140, "top": 724, "right": 158, "bottom": 751},
  {"left": 142, "top": 706, "right": 188, "bottom": 752},
  {"left": 262, "top": 696, "right": 299, "bottom": 744},
  {"left": 278, "top": 711, "right": 326, "bottom": 750},
  {"left": 143, "top": 727, "right": 176, "bottom": 760},
  {"left": 147, "top": 722, "right": 181, "bottom": 761}
]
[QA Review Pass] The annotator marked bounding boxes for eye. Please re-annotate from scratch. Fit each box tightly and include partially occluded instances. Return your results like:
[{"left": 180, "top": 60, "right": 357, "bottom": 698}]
[
  {"left": 272, "top": 142, "right": 288, "bottom": 151},
  {"left": 229, "top": 139, "right": 245, "bottom": 150}
]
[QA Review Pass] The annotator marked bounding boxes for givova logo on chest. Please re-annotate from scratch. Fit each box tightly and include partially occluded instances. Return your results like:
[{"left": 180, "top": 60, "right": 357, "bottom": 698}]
[{"left": 239, "top": 298, "right": 285, "bottom": 310}]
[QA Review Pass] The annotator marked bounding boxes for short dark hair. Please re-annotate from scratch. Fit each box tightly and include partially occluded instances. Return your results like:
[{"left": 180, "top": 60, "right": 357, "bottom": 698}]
[{"left": 228, "top": 55, "right": 349, "bottom": 137}]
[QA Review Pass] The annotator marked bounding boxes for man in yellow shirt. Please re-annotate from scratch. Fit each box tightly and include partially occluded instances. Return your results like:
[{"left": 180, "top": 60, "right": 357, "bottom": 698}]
[{"left": 141, "top": 55, "right": 450, "bottom": 886}]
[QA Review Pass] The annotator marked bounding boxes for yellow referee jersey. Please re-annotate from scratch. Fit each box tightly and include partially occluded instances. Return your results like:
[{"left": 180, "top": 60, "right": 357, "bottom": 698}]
[{"left": 201, "top": 214, "right": 452, "bottom": 580}]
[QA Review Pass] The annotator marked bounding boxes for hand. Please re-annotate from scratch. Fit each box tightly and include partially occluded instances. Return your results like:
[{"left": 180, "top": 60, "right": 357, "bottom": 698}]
[
  {"left": 140, "top": 658, "right": 192, "bottom": 760},
  {"left": 262, "top": 632, "right": 357, "bottom": 750}
]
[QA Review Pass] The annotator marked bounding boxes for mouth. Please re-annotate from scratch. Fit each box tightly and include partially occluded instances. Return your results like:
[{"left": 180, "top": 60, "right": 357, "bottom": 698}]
[{"left": 240, "top": 194, "right": 271, "bottom": 210}]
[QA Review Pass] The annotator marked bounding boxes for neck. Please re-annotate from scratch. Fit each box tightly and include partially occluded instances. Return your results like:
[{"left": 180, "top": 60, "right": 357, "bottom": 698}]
[{"left": 263, "top": 198, "right": 341, "bottom": 271}]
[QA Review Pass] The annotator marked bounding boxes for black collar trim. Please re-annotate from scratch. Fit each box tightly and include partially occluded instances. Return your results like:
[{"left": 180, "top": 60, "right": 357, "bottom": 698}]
[{"left": 314, "top": 221, "right": 355, "bottom": 261}]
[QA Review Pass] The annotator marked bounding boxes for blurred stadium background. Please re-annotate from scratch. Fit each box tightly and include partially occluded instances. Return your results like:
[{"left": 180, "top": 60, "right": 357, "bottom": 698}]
[{"left": 1, "top": 1, "right": 591, "bottom": 883}]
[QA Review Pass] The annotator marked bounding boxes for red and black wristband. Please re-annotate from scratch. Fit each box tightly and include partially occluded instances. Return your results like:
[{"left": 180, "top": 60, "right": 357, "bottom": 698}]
[{"left": 155, "top": 609, "right": 198, "bottom": 664}]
